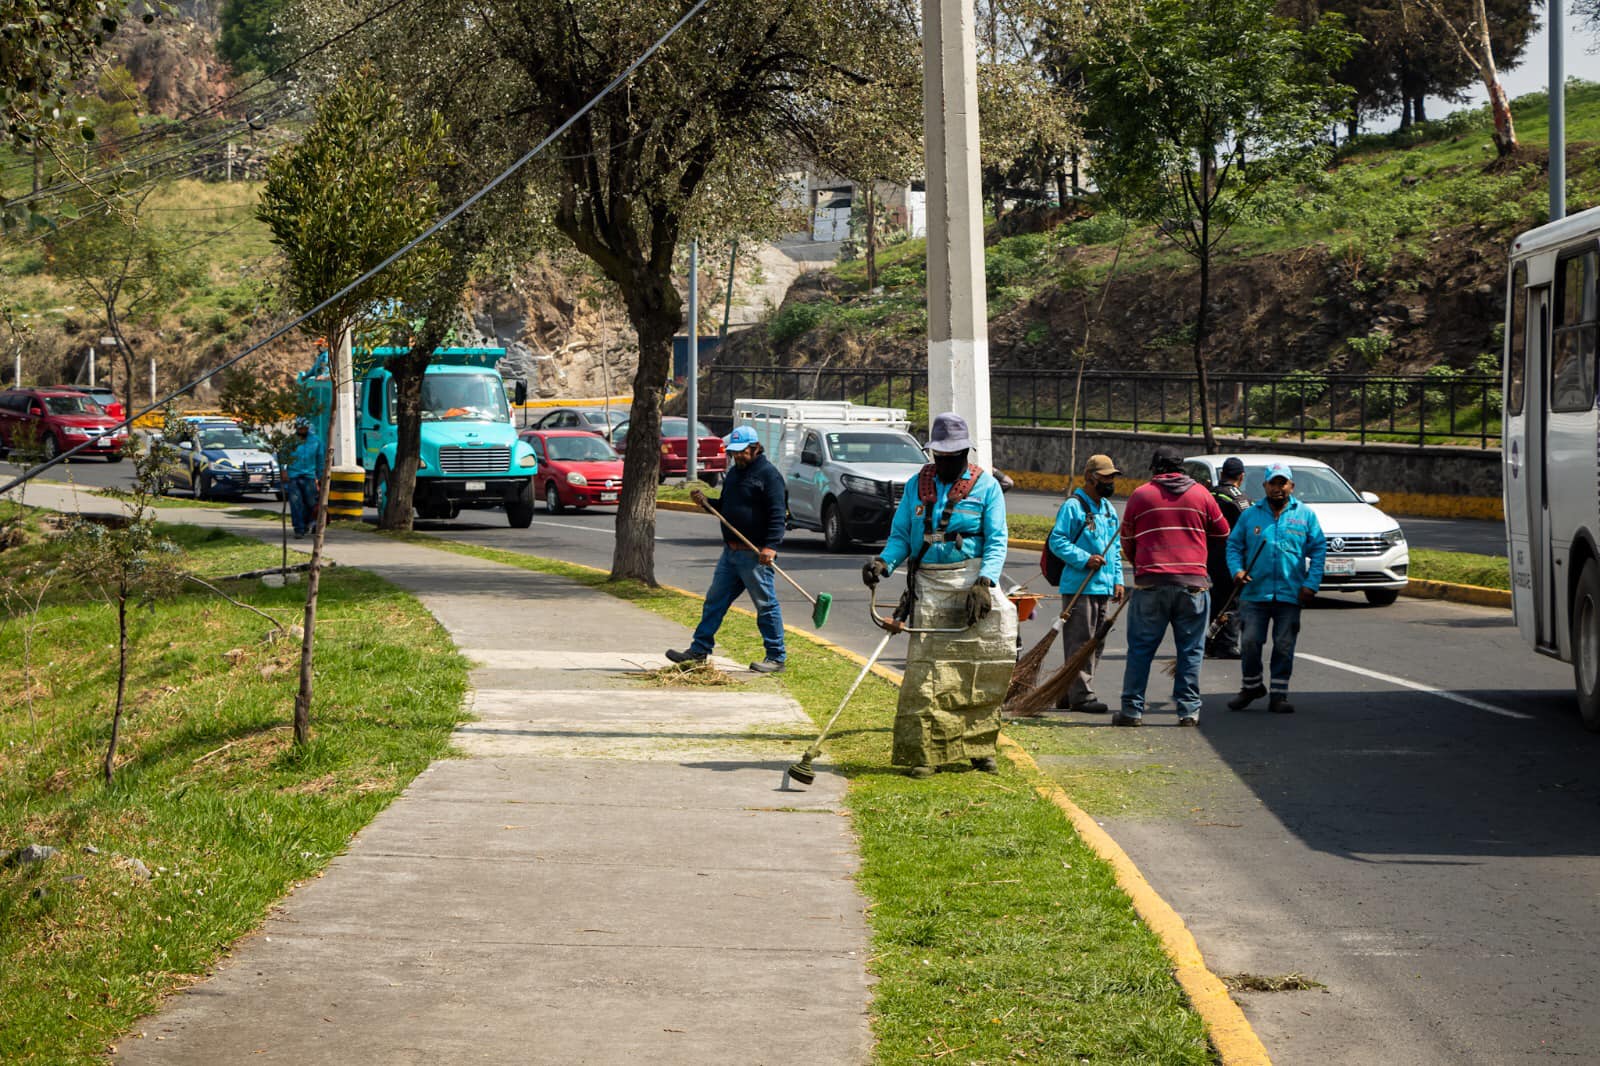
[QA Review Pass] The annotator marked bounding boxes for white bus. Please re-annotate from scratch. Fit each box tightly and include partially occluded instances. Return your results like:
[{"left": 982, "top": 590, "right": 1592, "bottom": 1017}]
[{"left": 1504, "top": 206, "right": 1600, "bottom": 728}]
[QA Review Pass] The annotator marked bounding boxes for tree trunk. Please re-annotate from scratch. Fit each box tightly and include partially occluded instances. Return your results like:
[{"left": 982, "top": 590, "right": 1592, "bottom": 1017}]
[
  {"left": 1412, "top": 92, "right": 1427, "bottom": 124},
  {"left": 294, "top": 364, "right": 341, "bottom": 746},
  {"left": 865, "top": 186, "right": 878, "bottom": 290},
  {"left": 104, "top": 589, "right": 128, "bottom": 783},
  {"left": 384, "top": 367, "right": 425, "bottom": 529},
  {"left": 610, "top": 280, "right": 678, "bottom": 584},
  {"left": 1193, "top": 166, "right": 1217, "bottom": 453},
  {"left": 1070, "top": 150, "right": 1081, "bottom": 198},
  {"left": 1471, "top": 0, "right": 1515, "bottom": 155}
]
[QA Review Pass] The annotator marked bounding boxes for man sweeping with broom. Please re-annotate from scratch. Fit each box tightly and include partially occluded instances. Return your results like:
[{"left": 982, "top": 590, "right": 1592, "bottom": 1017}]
[
  {"left": 860, "top": 413, "right": 1014, "bottom": 778},
  {"left": 1044, "top": 455, "right": 1125, "bottom": 713}
]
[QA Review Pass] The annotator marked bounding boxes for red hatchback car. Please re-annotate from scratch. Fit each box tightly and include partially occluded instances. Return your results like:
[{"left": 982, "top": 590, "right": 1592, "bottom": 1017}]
[
  {"left": 609, "top": 417, "right": 726, "bottom": 485},
  {"left": 0, "top": 387, "right": 128, "bottom": 462},
  {"left": 520, "top": 429, "right": 626, "bottom": 513}
]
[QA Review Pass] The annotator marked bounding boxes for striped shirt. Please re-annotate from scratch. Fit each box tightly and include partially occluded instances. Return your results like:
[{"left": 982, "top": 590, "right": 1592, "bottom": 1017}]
[{"left": 1120, "top": 473, "right": 1231, "bottom": 588}]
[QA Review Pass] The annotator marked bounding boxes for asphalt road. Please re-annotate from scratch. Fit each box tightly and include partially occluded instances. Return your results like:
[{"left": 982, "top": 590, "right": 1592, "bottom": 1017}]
[{"left": 13, "top": 459, "right": 1579, "bottom": 1064}]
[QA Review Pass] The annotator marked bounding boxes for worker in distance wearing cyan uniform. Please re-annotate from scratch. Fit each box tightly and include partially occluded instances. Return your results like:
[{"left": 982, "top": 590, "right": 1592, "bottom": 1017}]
[{"left": 861, "top": 413, "right": 1015, "bottom": 778}]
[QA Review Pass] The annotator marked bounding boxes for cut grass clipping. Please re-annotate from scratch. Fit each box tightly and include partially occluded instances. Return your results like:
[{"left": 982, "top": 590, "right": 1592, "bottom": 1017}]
[
  {"left": 0, "top": 513, "right": 468, "bottom": 1065},
  {"left": 402, "top": 532, "right": 1214, "bottom": 1064}
]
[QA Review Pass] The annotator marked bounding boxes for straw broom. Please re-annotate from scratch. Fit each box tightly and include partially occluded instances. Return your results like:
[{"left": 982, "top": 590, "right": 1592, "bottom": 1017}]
[
  {"left": 1005, "top": 595, "right": 1131, "bottom": 718},
  {"left": 1005, "top": 572, "right": 1095, "bottom": 704}
]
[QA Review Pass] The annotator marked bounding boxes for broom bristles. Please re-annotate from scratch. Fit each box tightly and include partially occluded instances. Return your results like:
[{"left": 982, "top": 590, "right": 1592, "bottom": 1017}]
[
  {"left": 1005, "top": 618, "right": 1064, "bottom": 704},
  {"left": 1006, "top": 636, "right": 1104, "bottom": 717}
]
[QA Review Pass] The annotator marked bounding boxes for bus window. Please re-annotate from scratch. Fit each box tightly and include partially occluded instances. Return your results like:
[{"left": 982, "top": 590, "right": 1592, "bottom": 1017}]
[
  {"left": 1551, "top": 249, "right": 1597, "bottom": 413},
  {"left": 1507, "top": 262, "right": 1526, "bottom": 415}
]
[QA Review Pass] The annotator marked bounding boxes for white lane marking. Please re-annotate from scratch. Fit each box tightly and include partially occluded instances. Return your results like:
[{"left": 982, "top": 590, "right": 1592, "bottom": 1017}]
[{"left": 1296, "top": 652, "right": 1533, "bottom": 720}]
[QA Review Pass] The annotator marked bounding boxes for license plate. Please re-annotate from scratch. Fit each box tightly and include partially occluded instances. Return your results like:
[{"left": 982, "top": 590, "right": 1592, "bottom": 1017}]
[
  {"left": 249, "top": 476, "right": 267, "bottom": 485},
  {"left": 601, "top": 493, "right": 618, "bottom": 502},
  {"left": 465, "top": 480, "right": 486, "bottom": 492},
  {"left": 1325, "top": 557, "right": 1357, "bottom": 576}
]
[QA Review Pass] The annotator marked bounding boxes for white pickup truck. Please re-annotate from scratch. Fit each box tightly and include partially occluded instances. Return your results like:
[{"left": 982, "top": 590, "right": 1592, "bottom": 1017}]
[{"left": 733, "top": 399, "right": 929, "bottom": 551}]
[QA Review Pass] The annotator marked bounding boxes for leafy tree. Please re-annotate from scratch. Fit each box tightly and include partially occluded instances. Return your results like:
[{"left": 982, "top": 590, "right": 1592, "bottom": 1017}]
[
  {"left": 44, "top": 188, "right": 197, "bottom": 417},
  {"left": 220, "top": 0, "right": 292, "bottom": 74},
  {"left": 1084, "top": 0, "right": 1355, "bottom": 449},
  {"left": 255, "top": 64, "right": 449, "bottom": 744},
  {"left": 1414, "top": 0, "right": 1521, "bottom": 153},
  {"left": 0, "top": 0, "right": 151, "bottom": 148},
  {"left": 307, "top": 0, "right": 917, "bottom": 583}
]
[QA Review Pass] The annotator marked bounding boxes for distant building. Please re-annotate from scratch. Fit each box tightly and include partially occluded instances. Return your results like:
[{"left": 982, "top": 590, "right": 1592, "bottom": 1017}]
[{"left": 781, "top": 167, "right": 926, "bottom": 244}]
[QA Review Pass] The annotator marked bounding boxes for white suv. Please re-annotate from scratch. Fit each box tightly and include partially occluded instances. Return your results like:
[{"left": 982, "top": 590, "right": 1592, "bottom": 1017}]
[{"left": 1183, "top": 454, "right": 1409, "bottom": 606}]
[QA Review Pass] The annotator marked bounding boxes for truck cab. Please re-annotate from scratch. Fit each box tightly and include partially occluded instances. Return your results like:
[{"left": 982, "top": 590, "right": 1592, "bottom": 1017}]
[
  {"left": 733, "top": 399, "right": 928, "bottom": 552},
  {"left": 303, "top": 346, "right": 539, "bottom": 527}
]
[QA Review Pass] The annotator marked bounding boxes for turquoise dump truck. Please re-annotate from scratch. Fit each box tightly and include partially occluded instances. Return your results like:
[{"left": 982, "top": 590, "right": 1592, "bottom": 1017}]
[{"left": 301, "top": 346, "right": 539, "bottom": 527}]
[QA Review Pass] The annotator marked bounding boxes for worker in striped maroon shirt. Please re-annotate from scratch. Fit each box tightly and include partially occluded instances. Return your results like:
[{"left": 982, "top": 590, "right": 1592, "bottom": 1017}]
[{"left": 1116, "top": 444, "right": 1231, "bottom": 726}]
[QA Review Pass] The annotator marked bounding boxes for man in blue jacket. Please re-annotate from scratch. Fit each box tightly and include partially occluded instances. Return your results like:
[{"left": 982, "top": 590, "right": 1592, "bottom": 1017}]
[
  {"left": 1046, "top": 454, "right": 1124, "bottom": 712},
  {"left": 1224, "top": 463, "right": 1327, "bottom": 714},
  {"left": 668, "top": 426, "right": 788, "bottom": 673},
  {"left": 284, "top": 421, "right": 324, "bottom": 538}
]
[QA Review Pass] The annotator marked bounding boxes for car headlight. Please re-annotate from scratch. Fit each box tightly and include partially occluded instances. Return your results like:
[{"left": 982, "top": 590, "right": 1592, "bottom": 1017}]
[
  {"left": 517, "top": 453, "right": 537, "bottom": 468},
  {"left": 567, "top": 471, "right": 587, "bottom": 486},
  {"left": 840, "top": 474, "right": 883, "bottom": 497},
  {"left": 63, "top": 427, "right": 88, "bottom": 437},
  {"left": 1382, "top": 529, "right": 1406, "bottom": 547}
]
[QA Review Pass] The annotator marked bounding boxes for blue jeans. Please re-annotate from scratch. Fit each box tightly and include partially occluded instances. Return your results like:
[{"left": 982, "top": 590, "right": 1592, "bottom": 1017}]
[
  {"left": 689, "top": 546, "right": 785, "bottom": 662},
  {"left": 286, "top": 476, "right": 318, "bottom": 535},
  {"left": 1120, "top": 585, "right": 1210, "bottom": 719},
  {"left": 1239, "top": 600, "right": 1302, "bottom": 696}
]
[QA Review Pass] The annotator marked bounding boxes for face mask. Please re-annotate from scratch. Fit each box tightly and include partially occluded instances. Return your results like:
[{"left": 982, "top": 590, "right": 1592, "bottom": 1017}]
[
  {"left": 1094, "top": 480, "right": 1116, "bottom": 499},
  {"left": 932, "top": 450, "right": 969, "bottom": 482}
]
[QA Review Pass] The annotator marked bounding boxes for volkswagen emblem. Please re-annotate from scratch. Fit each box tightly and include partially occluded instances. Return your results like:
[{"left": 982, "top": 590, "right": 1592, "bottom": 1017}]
[{"left": 1330, "top": 536, "right": 1346, "bottom": 553}]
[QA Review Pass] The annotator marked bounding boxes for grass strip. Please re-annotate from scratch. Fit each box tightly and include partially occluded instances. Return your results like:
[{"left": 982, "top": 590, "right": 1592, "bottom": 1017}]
[
  {"left": 0, "top": 515, "right": 468, "bottom": 1064},
  {"left": 392, "top": 531, "right": 1215, "bottom": 1064},
  {"left": 1407, "top": 548, "right": 1509, "bottom": 590}
]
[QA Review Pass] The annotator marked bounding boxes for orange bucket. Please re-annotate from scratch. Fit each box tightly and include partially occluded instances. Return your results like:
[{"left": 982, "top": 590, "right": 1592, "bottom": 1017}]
[{"left": 1008, "top": 593, "right": 1040, "bottom": 622}]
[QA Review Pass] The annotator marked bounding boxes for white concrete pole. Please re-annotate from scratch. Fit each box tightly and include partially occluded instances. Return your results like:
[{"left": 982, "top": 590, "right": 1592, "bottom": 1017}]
[
  {"left": 149, "top": 356, "right": 157, "bottom": 404},
  {"left": 923, "top": 0, "right": 992, "bottom": 468},
  {"left": 88, "top": 346, "right": 95, "bottom": 387},
  {"left": 687, "top": 239, "right": 700, "bottom": 484},
  {"left": 334, "top": 327, "right": 357, "bottom": 468}
]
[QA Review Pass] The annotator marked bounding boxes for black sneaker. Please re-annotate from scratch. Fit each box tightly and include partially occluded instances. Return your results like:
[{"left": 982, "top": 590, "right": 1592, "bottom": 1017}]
[
  {"left": 1227, "top": 684, "right": 1267, "bottom": 711},
  {"left": 665, "top": 648, "right": 707, "bottom": 664},
  {"left": 1112, "top": 713, "right": 1143, "bottom": 727},
  {"left": 970, "top": 756, "right": 998, "bottom": 773},
  {"left": 1178, "top": 715, "right": 1199, "bottom": 727},
  {"left": 749, "top": 658, "right": 785, "bottom": 674},
  {"left": 1269, "top": 696, "right": 1296, "bottom": 714},
  {"left": 1071, "top": 699, "right": 1110, "bottom": 714}
]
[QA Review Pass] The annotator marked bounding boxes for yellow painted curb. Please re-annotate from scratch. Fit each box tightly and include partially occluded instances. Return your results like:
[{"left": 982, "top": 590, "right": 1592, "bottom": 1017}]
[
  {"left": 1012, "top": 536, "right": 1047, "bottom": 553},
  {"left": 658, "top": 500, "right": 702, "bottom": 514},
  {"left": 998, "top": 740, "right": 1272, "bottom": 1066},
  {"left": 1400, "top": 578, "right": 1511, "bottom": 608}
]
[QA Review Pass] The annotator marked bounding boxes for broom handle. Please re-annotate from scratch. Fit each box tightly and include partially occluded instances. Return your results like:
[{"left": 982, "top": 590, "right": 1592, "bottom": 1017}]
[
  {"left": 1059, "top": 570, "right": 1096, "bottom": 622},
  {"left": 1205, "top": 539, "right": 1268, "bottom": 640},
  {"left": 806, "top": 629, "right": 895, "bottom": 758},
  {"left": 699, "top": 497, "right": 817, "bottom": 607}
]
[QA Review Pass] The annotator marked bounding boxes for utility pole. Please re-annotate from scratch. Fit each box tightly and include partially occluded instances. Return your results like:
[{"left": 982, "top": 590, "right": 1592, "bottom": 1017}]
[
  {"left": 333, "top": 328, "right": 357, "bottom": 468},
  {"left": 87, "top": 346, "right": 95, "bottom": 387},
  {"left": 1550, "top": 0, "right": 1565, "bottom": 222},
  {"left": 149, "top": 355, "right": 157, "bottom": 405},
  {"left": 687, "top": 239, "right": 700, "bottom": 484},
  {"left": 226, "top": 141, "right": 235, "bottom": 183},
  {"left": 923, "top": 0, "right": 993, "bottom": 467}
]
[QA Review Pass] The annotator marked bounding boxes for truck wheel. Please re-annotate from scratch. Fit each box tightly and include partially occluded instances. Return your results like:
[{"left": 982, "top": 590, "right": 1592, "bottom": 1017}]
[
  {"left": 822, "top": 499, "right": 852, "bottom": 553},
  {"left": 507, "top": 481, "right": 535, "bottom": 528},
  {"left": 1363, "top": 588, "right": 1399, "bottom": 606},
  {"left": 545, "top": 481, "right": 564, "bottom": 515},
  {"left": 1573, "top": 560, "right": 1600, "bottom": 732}
]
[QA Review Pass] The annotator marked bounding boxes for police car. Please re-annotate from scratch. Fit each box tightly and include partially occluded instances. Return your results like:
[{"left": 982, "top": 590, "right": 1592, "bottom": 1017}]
[{"left": 163, "top": 417, "right": 283, "bottom": 500}]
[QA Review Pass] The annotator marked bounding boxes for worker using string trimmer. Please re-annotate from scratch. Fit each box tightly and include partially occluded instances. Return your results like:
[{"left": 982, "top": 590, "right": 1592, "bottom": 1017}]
[
  {"left": 1044, "top": 454, "right": 1125, "bottom": 713},
  {"left": 666, "top": 426, "right": 789, "bottom": 674},
  {"left": 1225, "top": 463, "right": 1327, "bottom": 714},
  {"left": 860, "top": 412, "right": 1014, "bottom": 778}
]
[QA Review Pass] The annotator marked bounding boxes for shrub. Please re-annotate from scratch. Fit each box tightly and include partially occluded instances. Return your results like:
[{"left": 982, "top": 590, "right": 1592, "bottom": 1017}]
[
  {"left": 1346, "top": 333, "right": 1392, "bottom": 367},
  {"left": 1247, "top": 369, "right": 1326, "bottom": 424},
  {"left": 767, "top": 301, "right": 832, "bottom": 345}
]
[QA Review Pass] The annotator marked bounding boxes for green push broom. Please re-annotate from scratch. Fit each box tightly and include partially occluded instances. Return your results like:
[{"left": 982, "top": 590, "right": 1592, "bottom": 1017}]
[{"left": 699, "top": 499, "right": 833, "bottom": 627}]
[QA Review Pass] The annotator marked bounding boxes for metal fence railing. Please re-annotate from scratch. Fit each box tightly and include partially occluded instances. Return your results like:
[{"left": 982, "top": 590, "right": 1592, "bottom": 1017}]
[{"left": 704, "top": 365, "right": 1503, "bottom": 449}]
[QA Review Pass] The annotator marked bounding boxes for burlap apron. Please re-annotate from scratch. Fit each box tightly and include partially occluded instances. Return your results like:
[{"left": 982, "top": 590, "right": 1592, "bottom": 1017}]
[{"left": 892, "top": 559, "right": 1018, "bottom": 767}]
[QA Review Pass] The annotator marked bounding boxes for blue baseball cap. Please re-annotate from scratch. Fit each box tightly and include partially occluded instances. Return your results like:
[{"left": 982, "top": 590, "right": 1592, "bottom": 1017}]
[
  {"left": 1263, "top": 462, "right": 1293, "bottom": 485},
  {"left": 725, "top": 426, "right": 759, "bottom": 452}
]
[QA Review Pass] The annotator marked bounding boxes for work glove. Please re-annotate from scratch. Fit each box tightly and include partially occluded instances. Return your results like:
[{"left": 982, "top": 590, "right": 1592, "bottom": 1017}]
[
  {"left": 964, "top": 577, "right": 995, "bottom": 627},
  {"left": 862, "top": 558, "right": 889, "bottom": 588},
  {"left": 1298, "top": 587, "right": 1317, "bottom": 607}
]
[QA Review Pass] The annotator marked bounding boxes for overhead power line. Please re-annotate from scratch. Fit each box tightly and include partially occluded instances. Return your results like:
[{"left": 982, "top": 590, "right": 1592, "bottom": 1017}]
[{"left": 0, "top": 0, "right": 716, "bottom": 496}]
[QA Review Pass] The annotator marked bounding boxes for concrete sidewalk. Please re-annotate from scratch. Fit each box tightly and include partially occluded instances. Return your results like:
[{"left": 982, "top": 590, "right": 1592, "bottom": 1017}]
[{"left": 15, "top": 484, "right": 871, "bottom": 1064}]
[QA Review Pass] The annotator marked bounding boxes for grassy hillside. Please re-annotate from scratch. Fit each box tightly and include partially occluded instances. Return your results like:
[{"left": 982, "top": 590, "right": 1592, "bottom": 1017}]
[{"left": 738, "top": 83, "right": 1600, "bottom": 381}]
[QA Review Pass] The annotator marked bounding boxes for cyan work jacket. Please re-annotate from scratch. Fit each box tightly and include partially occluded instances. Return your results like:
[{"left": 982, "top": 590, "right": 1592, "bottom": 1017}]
[
  {"left": 285, "top": 435, "right": 324, "bottom": 480},
  {"left": 1225, "top": 496, "right": 1328, "bottom": 604},
  {"left": 880, "top": 468, "right": 1008, "bottom": 584},
  {"left": 1047, "top": 490, "right": 1123, "bottom": 596}
]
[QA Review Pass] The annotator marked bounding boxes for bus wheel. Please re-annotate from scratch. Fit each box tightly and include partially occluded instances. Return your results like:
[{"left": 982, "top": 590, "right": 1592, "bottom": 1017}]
[{"left": 1573, "top": 560, "right": 1600, "bottom": 732}]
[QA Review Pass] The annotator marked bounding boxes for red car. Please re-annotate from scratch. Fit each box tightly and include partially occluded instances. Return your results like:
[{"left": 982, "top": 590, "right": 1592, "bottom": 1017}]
[
  {"left": 0, "top": 387, "right": 129, "bottom": 462},
  {"left": 46, "top": 384, "right": 125, "bottom": 422},
  {"left": 520, "top": 429, "right": 626, "bottom": 513},
  {"left": 609, "top": 417, "right": 726, "bottom": 485}
]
